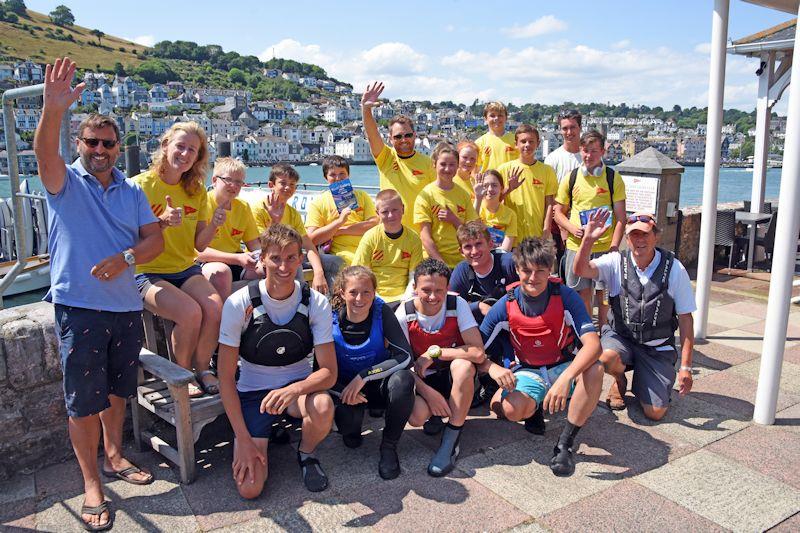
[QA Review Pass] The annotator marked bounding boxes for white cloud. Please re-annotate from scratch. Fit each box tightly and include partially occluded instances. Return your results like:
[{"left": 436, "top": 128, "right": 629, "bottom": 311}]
[
  {"left": 694, "top": 42, "right": 711, "bottom": 54},
  {"left": 611, "top": 39, "right": 630, "bottom": 50},
  {"left": 444, "top": 24, "right": 455, "bottom": 32},
  {"left": 501, "top": 15, "right": 567, "bottom": 39},
  {"left": 125, "top": 35, "right": 156, "bottom": 47},
  {"left": 258, "top": 39, "right": 332, "bottom": 65}
]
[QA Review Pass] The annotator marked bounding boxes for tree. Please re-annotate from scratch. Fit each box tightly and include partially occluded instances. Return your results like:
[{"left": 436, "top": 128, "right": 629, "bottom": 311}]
[
  {"left": 90, "top": 29, "right": 105, "bottom": 46},
  {"left": 114, "top": 62, "right": 126, "bottom": 76},
  {"left": 228, "top": 68, "right": 247, "bottom": 85},
  {"left": 133, "top": 59, "right": 176, "bottom": 84},
  {"left": 6, "top": 0, "right": 26, "bottom": 15},
  {"left": 49, "top": 4, "right": 74, "bottom": 26},
  {"left": 740, "top": 139, "right": 755, "bottom": 159}
]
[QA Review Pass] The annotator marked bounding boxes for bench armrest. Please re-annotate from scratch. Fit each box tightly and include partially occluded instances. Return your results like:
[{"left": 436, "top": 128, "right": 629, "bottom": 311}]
[{"left": 139, "top": 348, "right": 195, "bottom": 387}]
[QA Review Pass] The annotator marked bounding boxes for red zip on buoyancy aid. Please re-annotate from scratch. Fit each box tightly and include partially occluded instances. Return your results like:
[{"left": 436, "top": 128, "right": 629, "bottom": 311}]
[
  {"left": 506, "top": 278, "right": 576, "bottom": 367},
  {"left": 405, "top": 294, "right": 464, "bottom": 361}
]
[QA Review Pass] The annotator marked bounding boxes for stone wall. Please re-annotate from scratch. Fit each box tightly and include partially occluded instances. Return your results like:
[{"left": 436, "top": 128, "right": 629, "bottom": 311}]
[{"left": 0, "top": 301, "right": 70, "bottom": 480}]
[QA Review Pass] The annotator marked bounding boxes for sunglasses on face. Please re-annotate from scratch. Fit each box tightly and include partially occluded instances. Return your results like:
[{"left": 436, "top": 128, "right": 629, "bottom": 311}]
[
  {"left": 392, "top": 132, "right": 415, "bottom": 140},
  {"left": 217, "top": 175, "right": 245, "bottom": 187},
  {"left": 80, "top": 137, "right": 119, "bottom": 149},
  {"left": 627, "top": 215, "right": 655, "bottom": 224}
]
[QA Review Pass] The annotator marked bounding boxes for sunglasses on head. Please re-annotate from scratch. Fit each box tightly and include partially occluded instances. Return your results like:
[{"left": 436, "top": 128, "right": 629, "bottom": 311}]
[
  {"left": 627, "top": 215, "right": 655, "bottom": 224},
  {"left": 80, "top": 137, "right": 119, "bottom": 149},
  {"left": 392, "top": 132, "right": 414, "bottom": 140}
]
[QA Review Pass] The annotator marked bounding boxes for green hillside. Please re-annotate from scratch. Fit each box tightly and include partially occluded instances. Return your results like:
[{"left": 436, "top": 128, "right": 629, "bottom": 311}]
[{"left": 0, "top": 8, "right": 148, "bottom": 70}]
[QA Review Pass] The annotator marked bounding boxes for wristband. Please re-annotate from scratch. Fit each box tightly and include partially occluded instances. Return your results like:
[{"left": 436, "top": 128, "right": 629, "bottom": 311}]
[{"left": 679, "top": 366, "right": 693, "bottom": 372}]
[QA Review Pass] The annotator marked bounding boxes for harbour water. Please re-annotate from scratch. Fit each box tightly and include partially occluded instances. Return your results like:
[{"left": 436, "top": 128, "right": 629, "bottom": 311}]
[{"left": 1, "top": 165, "right": 782, "bottom": 208}]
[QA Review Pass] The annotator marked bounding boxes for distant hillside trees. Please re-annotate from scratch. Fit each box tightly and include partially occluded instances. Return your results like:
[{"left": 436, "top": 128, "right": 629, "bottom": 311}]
[
  {"left": 133, "top": 59, "right": 177, "bottom": 84},
  {"left": 90, "top": 29, "right": 104, "bottom": 46},
  {"left": 5, "top": 0, "right": 26, "bottom": 15},
  {"left": 49, "top": 4, "right": 74, "bottom": 26},
  {"left": 262, "top": 58, "right": 327, "bottom": 79}
]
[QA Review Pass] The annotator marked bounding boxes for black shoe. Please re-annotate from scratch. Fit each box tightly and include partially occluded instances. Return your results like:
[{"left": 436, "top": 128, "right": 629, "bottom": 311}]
[
  {"left": 423, "top": 416, "right": 445, "bottom": 435},
  {"left": 368, "top": 408, "right": 385, "bottom": 418},
  {"left": 427, "top": 425, "right": 461, "bottom": 477},
  {"left": 550, "top": 444, "right": 575, "bottom": 477},
  {"left": 524, "top": 407, "right": 546, "bottom": 435},
  {"left": 342, "top": 433, "right": 363, "bottom": 449},
  {"left": 297, "top": 452, "right": 328, "bottom": 492},
  {"left": 378, "top": 443, "right": 400, "bottom": 480}
]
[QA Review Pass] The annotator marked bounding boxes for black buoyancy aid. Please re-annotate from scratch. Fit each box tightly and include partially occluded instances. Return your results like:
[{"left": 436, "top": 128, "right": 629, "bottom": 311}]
[
  {"left": 239, "top": 281, "right": 315, "bottom": 366},
  {"left": 609, "top": 248, "right": 678, "bottom": 345},
  {"left": 464, "top": 250, "right": 508, "bottom": 304},
  {"left": 506, "top": 279, "right": 577, "bottom": 367}
]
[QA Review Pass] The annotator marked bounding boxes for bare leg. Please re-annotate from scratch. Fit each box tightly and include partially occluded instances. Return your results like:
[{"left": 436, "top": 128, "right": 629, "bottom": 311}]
[
  {"left": 288, "top": 392, "right": 334, "bottom": 453},
  {"left": 100, "top": 395, "right": 152, "bottom": 482},
  {"left": 642, "top": 404, "right": 669, "bottom": 421},
  {"left": 202, "top": 262, "right": 234, "bottom": 302},
  {"left": 578, "top": 287, "right": 593, "bottom": 318},
  {"left": 448, "top": 359, "right": 475, "bottom": 426},
  {"left": 566, "top": 362, "right": 604, "bottom": 426},
  {"left": 180, "top": 275, "right": 223, "bottom": 377},
  {"left": 68, "top": 414, "right": 109, "bottom": 529},
  {"left": 491, "top": 389, "right": 537, "bottom": 422},
  {"left": 144, "top": 282, "right": 201, "bottom": 370},
  {"left": 233, "top": 437, "right": 269, "bottom": 499},
  {"left": 596, "top": 290, "right": 608, "bottom": 328},
  {"left": 408, "top": 395, "right": 433, "bottom": 427}
]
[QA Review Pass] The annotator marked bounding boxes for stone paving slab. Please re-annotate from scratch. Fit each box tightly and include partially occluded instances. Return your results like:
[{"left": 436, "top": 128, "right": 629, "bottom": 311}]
[
  {"left": 770, "top": 511, "right": 800, "bottom": 532},
  {"left": 740, "top": 319, "right": 800, "bottom": 340},
  {"left": 706, "top": 307, "right": 763, "bottom": 330},
  {"left": 709, "top": 328, "right": 799, "bottom": 354},
  {"left": 727, "top": 360, "right": 800, "bottom": 396},
  {"left": 0, "top": 473, "right": 34, "bottom": 505},
  {"left": 540, "top": 480, "right": 726, "bottom": 532},
  {"left": 775, "top": 403, "right": 800, "bottom": 435},
  {"left": 691, "top": 339, "right": 760, "bottom": 370},
  {"left": 689, "top": 368, "right": 800, "bottom": 418},
  {"left": 0, "top": 496, "right": 37, "bottom": 531},
  {"left": 636, "top": 449, "right": 800, "bottom": 532},
  {"left": 707, "top": 425, "right": 800, "bottom": 490}
]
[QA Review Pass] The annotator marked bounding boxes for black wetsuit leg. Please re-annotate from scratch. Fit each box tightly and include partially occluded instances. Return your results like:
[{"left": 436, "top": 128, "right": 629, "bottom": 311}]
[{"left": 379, "top": 368, "right": 416, "bottom": 444}]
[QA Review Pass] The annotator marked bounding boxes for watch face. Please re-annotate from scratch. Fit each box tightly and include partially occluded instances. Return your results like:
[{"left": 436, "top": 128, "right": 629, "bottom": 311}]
[{"left": 123, "top": 252, "right": 135, "bottom": 265}]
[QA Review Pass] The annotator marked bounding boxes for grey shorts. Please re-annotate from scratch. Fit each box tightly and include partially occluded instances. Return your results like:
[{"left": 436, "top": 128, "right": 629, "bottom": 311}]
[
  {"left": 564, "top": 249, "right": 607, "bottom": 292},
  {"left": 600, "top": 325, "right": 677, "bottom": 408}
]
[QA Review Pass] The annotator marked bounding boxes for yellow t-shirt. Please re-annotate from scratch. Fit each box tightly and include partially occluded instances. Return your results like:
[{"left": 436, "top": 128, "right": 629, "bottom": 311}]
[
  {"left": 249, "top": 197, "right": 307, "bottom": 237},
  {"left": 134, "top": 170, "right": 210, "bottom": 274},
  {"left": 306, "top": 188, "right": 376, "bottom": 265},
  {"left": 555, "top": 166, "right": 627, "bottom": 252},
  {"left": 207, "top": 195, "right": 260, "bottom": 253},
  {"left": 351, "top": 224, "right": 423, "bottom": 302},
  {"left": 375, "top": 145, "right": 435, "bottom": 228},
  {"left": 480, "top": 203, "right": 518, "bottom": 248},
  {"left": 453, "top": 174, "right": 474, "bottom": 200},
  {"left": 475, "top": 131, "right": 519, "bottom": 171},
  {"left": 499, "top": 160, "right": 559, "bottom": 240},
  {"left": 413, "top": 182, "right": 479, "bottom": 268}
]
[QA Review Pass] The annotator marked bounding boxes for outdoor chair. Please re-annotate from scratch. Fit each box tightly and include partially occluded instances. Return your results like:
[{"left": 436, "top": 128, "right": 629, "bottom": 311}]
[
  {"left": 714, "top": 210, "right": 741, "bottom": 270},
  {"left": 742, "top": 200, "right": 774, "bottom": 214},
  {"left": 131, "top": 311, "right": 226, "bottom": 484}
]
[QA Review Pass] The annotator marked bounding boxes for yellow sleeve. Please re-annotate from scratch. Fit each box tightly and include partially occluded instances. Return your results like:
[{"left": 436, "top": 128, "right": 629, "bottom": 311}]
[
  {"left": 375, "top": 144, "right": 392, "bottom": 172},
  {"left": 545, "top": 166, "right": 559, "bottom": 197},
  {"left": 287, "top": 207, "right": 308, "bottom": 236},
  {"left": 612, "top": 171, "right": 627, "bottom": 203},
  {"left": 252, "top": 203, "right": 269, "bottom": 234},
  {"left": 242, "top": 203, "right": 260, "bottom": 242},
  {"left": 351, "top": 229, "right": 375, "bottom": 267},
  {"left": 197, "top": 189, "right": 210, "bottom": 221},
  {"left": 409, "top": 229, "right": 423, "bottom": 270},
  {"left": 305, "top": 195, "right": 329, "bottom": 229},
  {"left": 555, "top": 173, "right": 571, "bottom": 206},
  {"left": 465, "top": 198, "right": 479, "bottom": 222},
  {"left": 413, "top": 190, "right": 434, "bottom": 225},
  {"left": 506, "top": 208, "right": 518, "bottom": 238},
  {"left": 359, "top": 191, "right": 376, "bottom": 218}
]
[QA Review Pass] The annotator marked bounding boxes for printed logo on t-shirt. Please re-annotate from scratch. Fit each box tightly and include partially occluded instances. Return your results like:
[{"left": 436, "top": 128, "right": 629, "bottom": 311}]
[
  {"left": 151, "top": 203, "right": 165, "bottom": 216},
  {"left": 532, "top": 178, "right": 543, "bottom": 186},
  {"left": 596, "top": 187, "right": 609, "bottom": 195},
  {"left": 392, "top": 161, "right": 400, "bottom": 171},
  {"left": 456, "top": 205, "right": 466, "bottom": 213},
  {"left": 411, "top": 169, "right": 425, "bottom": 176},
  {"left": 401, "top": 250, "right": 411, "bottom": 259},
  {"left": 505, "top": 146, "right": 515, "bottom": 152},
  {"left": 484, "top": 146, "right": 491, "bottom": 156},
  {"left": 184, "top": 205, "right": 198, "bottom": 215},
  {"left": 372, "top": 250, "right": 384, "bottom": 262},
  {"left": 231, "top": 228, "right": 243, "bottom": 236}
]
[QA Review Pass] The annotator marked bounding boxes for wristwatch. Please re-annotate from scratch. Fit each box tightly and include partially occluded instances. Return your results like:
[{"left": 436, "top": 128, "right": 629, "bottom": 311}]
[
  {"left": 122, "top": 249, "right": 136, "bottom": 266},
  {"left": 679, "top": 365, "right": 693, "bottom": 372},
  {"left": 426, "top": 345, "right": 441, "bottom": 359}
]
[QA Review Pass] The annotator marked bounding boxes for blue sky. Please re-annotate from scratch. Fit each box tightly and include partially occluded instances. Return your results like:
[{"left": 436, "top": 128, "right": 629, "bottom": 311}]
[{"left": 23, "top": 1, "right": 797, "bottom": 110}]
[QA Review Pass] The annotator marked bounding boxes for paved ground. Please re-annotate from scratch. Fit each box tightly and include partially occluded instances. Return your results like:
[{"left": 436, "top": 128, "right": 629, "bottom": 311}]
[{"left": 2, "top": 271, "right": 800, "bottom": 532}]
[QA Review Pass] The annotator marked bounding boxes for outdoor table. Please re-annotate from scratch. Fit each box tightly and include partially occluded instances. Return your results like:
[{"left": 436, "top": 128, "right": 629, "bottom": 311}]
[{"left": 735, "top": 211, "right": 773, "bottom": 271}]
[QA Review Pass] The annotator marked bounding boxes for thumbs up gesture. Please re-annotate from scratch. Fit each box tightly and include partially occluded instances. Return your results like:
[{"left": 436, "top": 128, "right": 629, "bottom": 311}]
[
  {"left": 162, "top": 195, "right": 183, "bottom": 227},
  {"left": 211, "top": 205, "right": 227, "bottom": 227}
]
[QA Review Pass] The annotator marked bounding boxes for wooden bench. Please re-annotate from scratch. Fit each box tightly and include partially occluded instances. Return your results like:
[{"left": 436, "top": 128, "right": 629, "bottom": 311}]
[{"left": 131, "top": 311, "right": 226, "bottom": 484}]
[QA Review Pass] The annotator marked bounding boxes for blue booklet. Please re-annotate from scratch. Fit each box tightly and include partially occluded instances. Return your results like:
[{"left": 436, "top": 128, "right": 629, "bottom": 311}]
[
  {"left": 579, "top": 206, "right": 612, "bottom": 228},
  {"left": 487, "top": 227, "right": 505, "bottom": 248},
  {"left": 329, "top": 178, "right": 359, "bottom": 213}
]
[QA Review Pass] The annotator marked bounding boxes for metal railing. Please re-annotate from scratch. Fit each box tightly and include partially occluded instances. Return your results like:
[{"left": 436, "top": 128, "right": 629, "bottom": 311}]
[{"left": 1, "top": 83, "right": 70, "bottom": 307}]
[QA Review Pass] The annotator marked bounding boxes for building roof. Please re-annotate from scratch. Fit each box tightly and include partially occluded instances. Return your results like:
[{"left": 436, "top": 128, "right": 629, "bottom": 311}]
[
  {"left": 615, "top": 147, "right": 684, "bottom": 174},
  {"left": 728, "top": 18, "right": 796, "bottom": 55}
]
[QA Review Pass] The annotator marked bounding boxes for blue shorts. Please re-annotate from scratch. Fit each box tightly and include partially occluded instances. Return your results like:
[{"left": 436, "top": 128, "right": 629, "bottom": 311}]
[
  {"left": 501, "top": 361, "right": 575, "bottom": 406},
  {"left": 135, "top": 264, "right": 203, "bottom": 296},
  {"left": 54, "top": 304, "right": 144, "bottom": 418},
  {"left": 238, "top": 388, "right": 280, "bottom": 439}
]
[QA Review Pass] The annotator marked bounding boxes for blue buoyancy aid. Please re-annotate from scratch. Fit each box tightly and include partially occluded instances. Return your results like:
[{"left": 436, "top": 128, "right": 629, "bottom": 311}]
[{"left": 332, "top": 297, "right": 387, "bottom": 381}]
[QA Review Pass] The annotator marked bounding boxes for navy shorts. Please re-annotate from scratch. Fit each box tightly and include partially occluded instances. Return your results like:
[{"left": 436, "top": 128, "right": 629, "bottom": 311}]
[
  {"left": 54, "top": 304, "right": 144, "bottom": 418},
  {"left": 238, "top": 388, "right": 280, "bottom": 439},
  {"left": 135, "top": 264, "right": 203, "bottom": 296}
]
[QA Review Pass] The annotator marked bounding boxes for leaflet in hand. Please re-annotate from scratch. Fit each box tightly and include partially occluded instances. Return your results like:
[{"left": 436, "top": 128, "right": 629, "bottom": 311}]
[
  {"left": 329, "top": 178, "right": 359, "bottom": 213},
  {"left": 579, "top": 206, "right": 612, "bottom": 228},
  {"left": 487, "top": 227, "right": 505, "bottom": 248}
]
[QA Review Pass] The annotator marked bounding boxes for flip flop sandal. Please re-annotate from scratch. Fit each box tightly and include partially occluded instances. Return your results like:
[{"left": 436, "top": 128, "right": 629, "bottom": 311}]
[
  {"left": 80, "top": 500, "right": 113, "bottom": 532},
  {"left": 102, "top": 464, "right": 154, "bottom": 485},
  {"left": 195, "top": 370, "right": 220, "bottom": 395}
]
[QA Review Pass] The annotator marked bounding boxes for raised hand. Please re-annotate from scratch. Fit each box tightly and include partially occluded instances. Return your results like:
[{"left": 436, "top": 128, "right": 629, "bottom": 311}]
[
  {"left": 361, "top": 81, "right": 385, "bottom": 108},
  {"left": 585, "top": 208, "right": 611, "bottom": 241},
  {"left": 473, "top": 172, "right": 486, "bottom": 201},
  {"left": 437, "top": 206, "right": 461, "bottom": 228},
  {"left": 162, "top": 195, "right": 183, "bottom": 227},
  {"left": 264, "top": 192, "right": 285, "bottom": 224},
  {"left": 210, "top": 205, "right": 227, "bottom": 227},
  {"left": 505, "top": 166, "right": 526, "bottom": 196},
  {"left": 43, "top": 57, "right": 86, "bottom": 112}
]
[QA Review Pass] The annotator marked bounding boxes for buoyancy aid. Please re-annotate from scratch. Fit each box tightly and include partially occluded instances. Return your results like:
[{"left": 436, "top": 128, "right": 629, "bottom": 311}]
[
  {"left": 405, "top": 294, "right": 463, "bottom": 369},
  {"left": 332, "top": 297, "right": 387, "bottom": 380},
  {"left": 609, "top": 248, "right": 678, "bottom": 346},
  {"left": 506, "top": 278, "right": 577, "bottom": 367},
  {"left": 464, "top": 250, "right": 509, "bottom": 304},
  {"left": 239, "top": 281, "right": 315, "bottom": 367}
]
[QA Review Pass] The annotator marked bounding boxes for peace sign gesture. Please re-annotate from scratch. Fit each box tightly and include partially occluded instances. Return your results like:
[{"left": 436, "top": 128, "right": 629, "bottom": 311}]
[
  {"left": 361, "top": 81, "right": 385, "bottom": 108},
  {"left": 43, "top": 57, "right": 86, "bottom": 113}
]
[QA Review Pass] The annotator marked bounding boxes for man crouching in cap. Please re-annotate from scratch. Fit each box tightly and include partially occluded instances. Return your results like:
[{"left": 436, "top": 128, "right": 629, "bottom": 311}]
[{"left": 572, "top": 210, "right": 696, "bottom": 421}]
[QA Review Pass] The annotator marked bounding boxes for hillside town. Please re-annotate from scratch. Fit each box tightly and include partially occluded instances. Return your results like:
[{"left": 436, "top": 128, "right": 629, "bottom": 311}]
[{"left": 0, "top": 58, "right": 788, "bottom": 175}]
